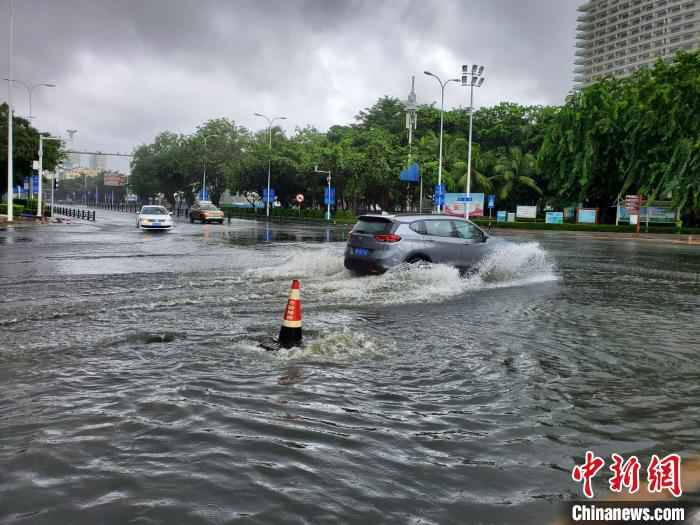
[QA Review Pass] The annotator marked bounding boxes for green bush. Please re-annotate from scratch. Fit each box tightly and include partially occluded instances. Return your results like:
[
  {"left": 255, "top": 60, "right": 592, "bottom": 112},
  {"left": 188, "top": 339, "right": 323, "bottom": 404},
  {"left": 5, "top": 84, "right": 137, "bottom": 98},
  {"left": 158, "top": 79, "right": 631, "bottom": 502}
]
[
  {"left": 0, "top": 204, "right": 25, "bottom": 216},
  {"left": 472, "top": 219, "right": 700, "bottom": 234},
  {"left": 221, "top": 205, "right": 357, "bottom": 224}
]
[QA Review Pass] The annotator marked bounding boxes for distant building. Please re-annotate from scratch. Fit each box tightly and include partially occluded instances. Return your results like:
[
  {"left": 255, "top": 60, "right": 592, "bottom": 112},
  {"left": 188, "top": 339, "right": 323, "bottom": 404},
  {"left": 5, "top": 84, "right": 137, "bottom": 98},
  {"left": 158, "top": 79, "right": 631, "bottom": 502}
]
[
  {"left": 95, "top": 153, "right": 108, "bottom": 171},
  {"left": 63, "top": 167, "right": 99, "bottom": 180},
  {"left": 575, "top": 0, "right": 700, "bottom": 87}
]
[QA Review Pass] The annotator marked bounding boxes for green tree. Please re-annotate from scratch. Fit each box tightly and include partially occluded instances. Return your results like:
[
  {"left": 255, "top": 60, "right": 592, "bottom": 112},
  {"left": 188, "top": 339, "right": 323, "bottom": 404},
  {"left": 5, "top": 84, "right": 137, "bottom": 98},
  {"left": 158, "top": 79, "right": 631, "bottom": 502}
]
[{"left": 490, "top": 147, "right": 542, "bottom": 204}]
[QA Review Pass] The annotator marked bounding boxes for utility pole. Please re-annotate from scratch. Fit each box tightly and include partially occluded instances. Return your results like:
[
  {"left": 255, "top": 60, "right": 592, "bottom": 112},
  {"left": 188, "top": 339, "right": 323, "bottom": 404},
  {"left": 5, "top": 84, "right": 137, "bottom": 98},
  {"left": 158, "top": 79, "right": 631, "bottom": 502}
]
[
  {"left": 424, "top": 71, "right": 459, "bottom": 213},
  {"left": 405, "top": 76, "right": 419, "bottom": 212},
  {"left": 6, "top": 0, "right": 14, "bottom": 222},
  {"left": 461, "top": 64, "right": 486, "bottom": 220},
  {"left": 314, "top": 166, "right": 332, "bottom": 221},
  {"left": 38, "top": 136, "right": 62, "bottom": 217}
]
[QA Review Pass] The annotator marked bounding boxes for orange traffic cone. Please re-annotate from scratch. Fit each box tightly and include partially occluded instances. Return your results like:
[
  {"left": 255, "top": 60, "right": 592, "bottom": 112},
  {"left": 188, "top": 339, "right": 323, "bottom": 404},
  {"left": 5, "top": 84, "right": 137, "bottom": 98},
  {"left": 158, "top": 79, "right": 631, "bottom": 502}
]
[{"left": 278, "top": 279, "right": 302, "bottom": 348}]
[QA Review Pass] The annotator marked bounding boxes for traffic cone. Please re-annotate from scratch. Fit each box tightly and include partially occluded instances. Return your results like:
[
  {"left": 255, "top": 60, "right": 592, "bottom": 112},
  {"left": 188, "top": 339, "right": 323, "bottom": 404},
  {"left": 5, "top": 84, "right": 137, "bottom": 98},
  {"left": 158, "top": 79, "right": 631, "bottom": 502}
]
[{"left": 278, "top": 279, "right": 302, "bottom": 348}]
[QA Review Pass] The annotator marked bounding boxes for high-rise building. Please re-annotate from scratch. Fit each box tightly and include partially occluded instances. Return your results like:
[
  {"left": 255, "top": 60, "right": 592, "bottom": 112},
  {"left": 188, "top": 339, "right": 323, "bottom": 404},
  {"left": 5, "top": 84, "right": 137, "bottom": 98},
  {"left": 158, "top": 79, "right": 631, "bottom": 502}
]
[
  {"left": 95, "top": 153, "right": 108, "bottom": 171},
  {"left": 575, "top": 0, "right": 700, "bottom": 87}
]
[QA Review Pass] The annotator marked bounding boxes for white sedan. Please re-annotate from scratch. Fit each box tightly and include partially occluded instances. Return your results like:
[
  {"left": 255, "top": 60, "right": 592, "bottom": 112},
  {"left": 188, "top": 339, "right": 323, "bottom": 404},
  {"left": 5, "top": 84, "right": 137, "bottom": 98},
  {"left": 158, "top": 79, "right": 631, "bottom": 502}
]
[{"left": 136, "top": 205, "right": 174, "bottom": 230}]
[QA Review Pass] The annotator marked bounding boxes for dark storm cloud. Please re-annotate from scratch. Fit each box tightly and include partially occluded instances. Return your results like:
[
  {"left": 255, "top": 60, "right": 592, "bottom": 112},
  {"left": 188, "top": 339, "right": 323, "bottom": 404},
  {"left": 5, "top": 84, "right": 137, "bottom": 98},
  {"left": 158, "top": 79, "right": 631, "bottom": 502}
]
[{"left": 1, "top": 0, "right": 578, "bottom": 171}]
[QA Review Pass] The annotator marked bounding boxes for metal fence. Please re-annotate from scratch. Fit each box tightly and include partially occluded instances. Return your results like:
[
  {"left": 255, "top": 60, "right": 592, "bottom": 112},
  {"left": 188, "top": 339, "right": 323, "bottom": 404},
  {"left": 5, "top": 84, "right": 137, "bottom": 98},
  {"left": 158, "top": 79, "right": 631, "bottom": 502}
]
[{"left": 54, "top": 206, "right": 96, "bottom": 221}]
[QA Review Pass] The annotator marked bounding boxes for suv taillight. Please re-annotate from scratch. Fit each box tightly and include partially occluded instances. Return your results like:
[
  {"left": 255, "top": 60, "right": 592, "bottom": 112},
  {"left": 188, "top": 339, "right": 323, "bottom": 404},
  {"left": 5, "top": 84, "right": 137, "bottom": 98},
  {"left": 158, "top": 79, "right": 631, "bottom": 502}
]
[{"left": 374, "top": 234, "right": 401, "bottom": 243}]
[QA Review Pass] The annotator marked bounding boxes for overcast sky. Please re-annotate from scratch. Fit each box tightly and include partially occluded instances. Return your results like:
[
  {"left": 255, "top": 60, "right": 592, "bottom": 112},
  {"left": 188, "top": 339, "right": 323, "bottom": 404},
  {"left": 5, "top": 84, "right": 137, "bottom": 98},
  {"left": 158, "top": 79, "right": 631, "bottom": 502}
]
[{"left": 2, "top": 0, "right": 579, "bottom": 172}]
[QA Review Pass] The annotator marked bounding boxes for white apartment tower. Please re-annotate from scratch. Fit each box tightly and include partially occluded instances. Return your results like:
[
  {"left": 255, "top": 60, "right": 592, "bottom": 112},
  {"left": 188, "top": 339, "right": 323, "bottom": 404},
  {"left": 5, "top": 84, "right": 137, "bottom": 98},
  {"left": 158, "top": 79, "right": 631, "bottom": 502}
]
[{"left": 575, "top": 0, "right": 700, "bottom": 86}]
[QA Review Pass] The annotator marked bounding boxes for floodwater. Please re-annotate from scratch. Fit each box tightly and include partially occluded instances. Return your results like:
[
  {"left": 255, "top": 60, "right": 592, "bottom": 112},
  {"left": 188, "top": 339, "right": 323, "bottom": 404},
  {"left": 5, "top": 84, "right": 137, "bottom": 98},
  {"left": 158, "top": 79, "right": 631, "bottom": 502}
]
[{"left": 1, "top": 210, "right": 699, "bottom": 524}]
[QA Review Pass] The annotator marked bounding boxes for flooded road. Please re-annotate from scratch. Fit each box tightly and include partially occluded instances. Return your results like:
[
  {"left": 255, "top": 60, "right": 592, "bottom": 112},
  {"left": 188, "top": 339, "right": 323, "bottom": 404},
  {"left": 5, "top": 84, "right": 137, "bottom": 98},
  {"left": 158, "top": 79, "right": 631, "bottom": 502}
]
[{"left": 1, "top": 210, "right": 699, "bottom": 524}]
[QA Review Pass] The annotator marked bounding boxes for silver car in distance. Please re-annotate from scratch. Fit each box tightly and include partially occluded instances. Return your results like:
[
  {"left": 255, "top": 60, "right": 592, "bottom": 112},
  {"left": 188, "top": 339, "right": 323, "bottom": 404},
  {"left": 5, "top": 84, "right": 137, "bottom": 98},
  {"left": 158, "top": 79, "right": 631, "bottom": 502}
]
[{"left": 344, "top": 214, "right": 497, "bottom": 275}]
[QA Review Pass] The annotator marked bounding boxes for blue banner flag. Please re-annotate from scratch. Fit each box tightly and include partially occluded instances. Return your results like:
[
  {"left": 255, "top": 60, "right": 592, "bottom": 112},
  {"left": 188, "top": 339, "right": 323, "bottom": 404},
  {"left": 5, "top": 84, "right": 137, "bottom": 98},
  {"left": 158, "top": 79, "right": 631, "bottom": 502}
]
[
  {"left": 198, "top": 189, "right": 209, "bottom": 201},
  {"left": 399, "top": 163, "right": 420, "bottom": 183}
]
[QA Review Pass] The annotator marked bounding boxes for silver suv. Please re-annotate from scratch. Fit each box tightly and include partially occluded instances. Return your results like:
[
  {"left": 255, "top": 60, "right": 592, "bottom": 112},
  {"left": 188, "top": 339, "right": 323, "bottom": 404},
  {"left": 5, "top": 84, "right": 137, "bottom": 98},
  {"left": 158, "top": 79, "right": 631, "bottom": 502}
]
[{"left": 344, "top": 214, "right": 496, "bottom": 274}]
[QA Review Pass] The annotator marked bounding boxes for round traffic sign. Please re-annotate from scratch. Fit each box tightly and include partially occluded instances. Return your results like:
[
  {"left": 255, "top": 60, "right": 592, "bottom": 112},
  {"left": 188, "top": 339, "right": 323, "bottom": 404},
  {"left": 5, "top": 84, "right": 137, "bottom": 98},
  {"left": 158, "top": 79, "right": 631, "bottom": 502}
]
[{"left": 296, "top": 194, "right": 304, "bottom": 203}]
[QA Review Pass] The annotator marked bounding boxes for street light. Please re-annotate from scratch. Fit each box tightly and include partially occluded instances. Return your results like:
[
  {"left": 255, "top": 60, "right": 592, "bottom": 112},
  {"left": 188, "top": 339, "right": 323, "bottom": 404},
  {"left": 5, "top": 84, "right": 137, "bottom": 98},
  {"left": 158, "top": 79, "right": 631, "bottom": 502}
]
[
  {"left": 200, "top": 133, "right": 221, "bottom": 202},
  {"left": 6, "top": 0, "right": 15, "bottom": 222},
  {"left": 424, "top": 71, "right": 460, "bottom": 213},
  {"left": 314, "top": 165, "right": 332, "bottom": 221},
  {"left": 254, "top": 112, "right": 287, "bottom": 217},
  {"left": 37, "top": 135, "right": 63, "bottom": 217},
  {"left": 461, "top": 64, "right": 486, "bottom": 220},
  {"left": 2, "top": 78, "right": 56, "bottom": 120}
]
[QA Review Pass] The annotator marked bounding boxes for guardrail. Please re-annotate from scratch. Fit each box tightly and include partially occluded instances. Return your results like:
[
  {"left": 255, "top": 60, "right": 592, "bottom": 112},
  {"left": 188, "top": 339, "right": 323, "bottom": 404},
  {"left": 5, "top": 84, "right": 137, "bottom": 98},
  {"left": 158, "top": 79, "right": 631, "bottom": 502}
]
[
  {"left": 54, "top": 206, "right": 96, "bottom": 221},
  {"left": 91, "top": 202, "right": 141, "bottom": 213}
]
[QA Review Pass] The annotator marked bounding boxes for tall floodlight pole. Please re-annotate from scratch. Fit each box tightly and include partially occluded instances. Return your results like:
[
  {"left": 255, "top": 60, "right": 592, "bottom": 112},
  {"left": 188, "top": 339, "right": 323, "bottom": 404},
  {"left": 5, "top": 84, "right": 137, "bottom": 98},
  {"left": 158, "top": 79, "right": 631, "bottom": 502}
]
[
  {"left": 2, "top": 79, "right": 56, "bottom": 120},
  {"left": 461, "top": 64, "right": 486, "bottom": 220},
  {"left": 405, "top": 76, "right": 419, "bottom": 212},
  {"left": 6, "top": 0, "right": 14, "bottom": 222},
  {"left": 424, "top": 71, "right": 459, "bottom": 213},
  {"left": 254, "top": 112, "right": 287, "bottom": 217},
  {"left": 314, "top": 165, "right": 332, "bottom": 221},
  {"left": 201, "top": 133, "right": 221, "bottom": 201},
  {"left": 37, "top": 136, "right": 62, "bottom": 217}
]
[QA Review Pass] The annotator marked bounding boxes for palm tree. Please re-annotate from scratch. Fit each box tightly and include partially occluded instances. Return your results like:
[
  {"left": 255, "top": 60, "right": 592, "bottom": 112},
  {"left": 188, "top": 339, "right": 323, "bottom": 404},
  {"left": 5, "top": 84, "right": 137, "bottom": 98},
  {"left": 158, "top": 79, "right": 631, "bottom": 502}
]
[{"left": 490, "top": 146, "right": 542, "bottom": 200}]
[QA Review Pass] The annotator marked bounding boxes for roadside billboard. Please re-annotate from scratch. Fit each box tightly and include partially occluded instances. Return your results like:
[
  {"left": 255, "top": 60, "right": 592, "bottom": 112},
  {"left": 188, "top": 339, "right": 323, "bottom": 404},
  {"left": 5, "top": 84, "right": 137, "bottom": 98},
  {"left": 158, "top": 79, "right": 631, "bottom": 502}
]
[
  {"left": 443, "top": 193, "right": 484, "bottom": 217},
  {"left": 516, "top": 205, "right": 537, "bottom": 219},
  {"left": 546, "top": 211, "right": 564, "bottom": 224},
  {"left": 104, "top": 174, "right": 126, "bottom": 187},
  {"left": 577, "top": 208, "right": 597, "bottom": 224},
  {"left": 497, "top": 211, "right": 507, "bottom": 223}
]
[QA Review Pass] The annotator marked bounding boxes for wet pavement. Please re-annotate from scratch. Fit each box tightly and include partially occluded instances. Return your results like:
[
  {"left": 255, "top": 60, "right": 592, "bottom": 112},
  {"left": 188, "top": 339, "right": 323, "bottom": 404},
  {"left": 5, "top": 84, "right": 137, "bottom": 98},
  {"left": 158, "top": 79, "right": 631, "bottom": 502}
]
[{"left": 1, "top": 210, "right": 699, "bottom": 524}]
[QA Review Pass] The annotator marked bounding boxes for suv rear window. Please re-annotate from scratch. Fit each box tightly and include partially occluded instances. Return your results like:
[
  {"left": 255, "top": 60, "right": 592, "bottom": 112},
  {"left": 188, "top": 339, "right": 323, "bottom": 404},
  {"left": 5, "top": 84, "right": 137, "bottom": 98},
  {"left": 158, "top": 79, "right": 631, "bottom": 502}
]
[{"left": 352, "top": 217, "right": 393, "bottom": 235}]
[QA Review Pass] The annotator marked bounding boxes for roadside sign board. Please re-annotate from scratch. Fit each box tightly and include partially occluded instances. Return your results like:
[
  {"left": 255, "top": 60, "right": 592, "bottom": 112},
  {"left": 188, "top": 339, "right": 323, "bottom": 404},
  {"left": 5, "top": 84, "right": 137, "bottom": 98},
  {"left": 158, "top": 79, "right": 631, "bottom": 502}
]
[
  {"left": 497, "top": 210, "right": 507, "bottom": 223},
  {"left": 546, "top": 211, "right": 564, "bottom": 224},
  {"left": 295, "top": 193, "right": 304, "bottom": 203},
  {"left": 263, "top": 188, "right": 275, "bottom": 203},
  {"left": 577, "top": 208, "right": 598, "bottom": 224},
  {"left": 625, "top": 195, "right": 641, "bottom": 214},
  {"left": 324, "top": 187, "right": 335, "bottom": 205},
  {"left": 516, "top": 205, "right": 537, "bottom": 219},
  {"left": 488, "top": 195, "right": 495, "bottom": 209},
  {"left": 399, "top": 163, "right": 420, "bottom": 183},
  {"left": 507, "top": 212, "right": 516, "bottom": 223},
  {"left": 434, "top": 184, "right": 445, "bottom": 196},
  {"left": 32, "top": 175, "right": 39, "bottom": 194}
]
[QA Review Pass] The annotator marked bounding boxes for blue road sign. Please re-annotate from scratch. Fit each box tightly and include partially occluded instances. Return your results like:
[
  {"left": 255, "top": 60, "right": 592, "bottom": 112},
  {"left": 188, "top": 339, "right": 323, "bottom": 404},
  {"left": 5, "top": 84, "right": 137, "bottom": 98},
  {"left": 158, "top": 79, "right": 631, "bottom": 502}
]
[
  {"left": 457, "top": 196, "right": 473, "bottom": 202},
  {"left": 488, "top": 194, "right": 496, "bottom": 208},
  {"left": 324, "top": 187, "right": 336, "bottom": 205},
  {"left": 434, "top": 184, "right": 445, "bottom": 196},
  {"left": 198, "top": 189, "right": 209, "bottom": 201},
  {"left": 263, "top": 188, "right": 275, "bottom": 203},
  {"left": 399, "top": 163, "right": 420, "bottom": 183},
  {"left": 433, "top": 194, "right": 445, "bottom": 206}
]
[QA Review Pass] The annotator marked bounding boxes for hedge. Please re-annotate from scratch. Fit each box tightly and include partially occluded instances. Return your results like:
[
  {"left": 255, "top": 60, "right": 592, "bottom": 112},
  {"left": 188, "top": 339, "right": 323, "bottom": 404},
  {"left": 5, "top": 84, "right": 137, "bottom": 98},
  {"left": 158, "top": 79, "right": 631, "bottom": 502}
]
[{"left": 0, "top": 204, "right": 25, "bottom": 216}]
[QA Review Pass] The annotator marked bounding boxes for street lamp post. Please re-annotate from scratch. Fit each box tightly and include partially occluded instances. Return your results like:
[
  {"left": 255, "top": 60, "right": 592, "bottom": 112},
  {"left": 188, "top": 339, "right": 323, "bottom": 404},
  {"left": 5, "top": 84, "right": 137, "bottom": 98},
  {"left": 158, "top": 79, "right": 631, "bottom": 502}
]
[
  {"left": 201, "top": 133, "right": 221, "bottom": 202},
  {"left": 404, "top": 76, "right": 419, "bottom": 213},
  {"left": 314, "top": 166, "right": 332, "bottom": 221},
  {"left": 2, "top": 79, "right": 56, "bottom": 120},
  {"left": 424, "top": 71, "right": 459, "bottom": 213},
  {"left": 254, "top": 113, "right": 287, "bottom": 217},
  {"left": 6, "top": 0, "right": 14, "bottom": 222},
  {"left": 461, "top": 65, "right": 486, "bottom": 220},
  {"left": 38, "top": 135, "right": 62, "bottom": 217}
]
